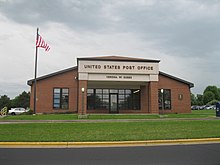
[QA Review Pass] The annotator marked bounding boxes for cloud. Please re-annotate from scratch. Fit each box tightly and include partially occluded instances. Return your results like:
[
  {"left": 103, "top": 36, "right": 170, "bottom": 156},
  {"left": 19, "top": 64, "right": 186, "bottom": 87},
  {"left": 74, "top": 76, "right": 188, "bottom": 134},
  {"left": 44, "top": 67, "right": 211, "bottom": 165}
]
[
  {"left": 0, "top": 0, "right": 220, "bottom": 97},
  {"left": 0, "top": 82, "right": 28, "bottom": 99},
  {"left": 0, "top": 0, "right": 111, "bottom": 31},
  {"left": 108, "top": 0, "right": 220, "bottom": 58}
]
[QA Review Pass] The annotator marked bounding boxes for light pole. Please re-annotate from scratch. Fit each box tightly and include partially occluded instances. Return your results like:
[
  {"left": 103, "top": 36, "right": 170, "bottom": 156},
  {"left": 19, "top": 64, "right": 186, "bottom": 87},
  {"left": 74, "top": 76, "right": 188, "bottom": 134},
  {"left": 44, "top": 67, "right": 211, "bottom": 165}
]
[
  {"left": 81, "top": 87, "right": 85, "bottom": 115},
  {"left": 161, "top": 89, "right": 164, "bottom": 115}
]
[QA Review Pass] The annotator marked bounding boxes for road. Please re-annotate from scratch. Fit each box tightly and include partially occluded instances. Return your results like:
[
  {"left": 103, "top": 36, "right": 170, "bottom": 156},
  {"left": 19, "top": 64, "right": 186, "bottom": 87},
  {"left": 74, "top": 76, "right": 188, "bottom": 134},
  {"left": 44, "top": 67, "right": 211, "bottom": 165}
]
[{"left": 0, "top": 143, "right": 220, "bottom": 165}]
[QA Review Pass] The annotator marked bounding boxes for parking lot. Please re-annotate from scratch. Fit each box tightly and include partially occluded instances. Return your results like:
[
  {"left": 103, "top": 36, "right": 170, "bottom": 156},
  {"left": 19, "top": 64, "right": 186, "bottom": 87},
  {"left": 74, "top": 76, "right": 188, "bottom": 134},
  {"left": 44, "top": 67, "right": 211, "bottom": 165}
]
[{"left": 191, "top": 105, "right": 216, "bottom": 110}]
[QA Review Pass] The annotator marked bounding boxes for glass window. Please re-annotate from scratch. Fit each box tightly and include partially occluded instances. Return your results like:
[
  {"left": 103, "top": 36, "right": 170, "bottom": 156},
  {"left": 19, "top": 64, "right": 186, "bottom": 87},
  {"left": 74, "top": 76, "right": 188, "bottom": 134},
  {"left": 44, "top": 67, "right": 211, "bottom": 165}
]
[
  {"left": 158, "top": 89, "right": 171, "bottom": 110},
  {"left": 125, "top": 89, "right": 131, "bottom": 94},
  {"left": 53, "top": 103, "right": 60, "bottom": 109},
  {"left": 62, "top": 88, "right": 69, "bottom": 94},
  {"left": 54, "top": 88, "right": 60, "bottom": 93},
  {"left": 87, "top": 88, "right": 140, "bottom": 111},
  {"left": 54, "top": 99, "right": 60, "bottom": 104},
  {"left": 110, "top": 89, "right": 118, "bottom": 93},
  {"left": 102, "top": 99, "right": 109, "bottom": 109},
  {"left": 53, "top": 88, "right": 69, "bottom": 109},
  {"left": 96, "top": 89, "right": 102, "bottom": 94},
  {"left": 103, "top": 89, "right": 109, "bottom": 94},
  {"left": 87, "top": 90, "right": 95, "bottom": 109},
  {"left": 103, "top": 94, "right": 109, "bottom": 99},
  {"left": 132, "top": 89, "right": 140, "bottom": 110},
  {"left": 118, "top": 89, "right": 140, "bottom": 110},
  {"left": 119, "top": 90, "right": 124, "bottom": 94},
  {"left": 54, "top": 93, "right": 60, "bottom": 99},
  {"left": 87, "top": 89, "right": 94, "bottom": 94}
]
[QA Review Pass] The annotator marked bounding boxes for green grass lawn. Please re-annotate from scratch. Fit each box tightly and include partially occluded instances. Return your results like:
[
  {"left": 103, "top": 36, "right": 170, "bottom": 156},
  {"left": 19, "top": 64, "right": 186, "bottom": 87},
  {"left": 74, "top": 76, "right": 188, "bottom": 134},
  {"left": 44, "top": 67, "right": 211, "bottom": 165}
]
[
  {"left": 0, "top": 110, "right": 216, "bottom": 120},
  {"left": 0, "top": 120, "right": 220, "bottom": 142},
  {"left": 164, "top": 110, "right": 215, "bottom": 118},
  {"left": 1, "top": 114, "right": 79, "bottom": 120}
]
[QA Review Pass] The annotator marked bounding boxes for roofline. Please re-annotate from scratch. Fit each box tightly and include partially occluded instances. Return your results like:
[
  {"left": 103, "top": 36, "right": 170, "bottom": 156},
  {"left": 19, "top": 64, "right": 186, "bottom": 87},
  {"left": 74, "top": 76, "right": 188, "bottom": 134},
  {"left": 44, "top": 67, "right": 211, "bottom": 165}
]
[
  {"left": 77, "top": 57, "right": 160, "bottom": 63},
  {"left": 159, "top": 71, "right": 194, "bottom": 88},
  {"left": 27, "top": 67, "right": 194, "bottom": 88},
  {"left": 27, "top": 66, "right": 77, "bottom": 86}
]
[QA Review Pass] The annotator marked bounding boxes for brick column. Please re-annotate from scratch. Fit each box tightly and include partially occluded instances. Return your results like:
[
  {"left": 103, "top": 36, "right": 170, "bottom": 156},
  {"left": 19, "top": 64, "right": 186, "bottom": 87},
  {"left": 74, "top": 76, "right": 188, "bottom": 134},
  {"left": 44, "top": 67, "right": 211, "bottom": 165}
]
[
  {"left": 30, "top": 85, "right": 34, "bottom": 112},
  {"left": 140, "top": 84, "right": 149, "bottom": 113},
  {"left": 149, "top": 81, "right": 159, "bottom": 114},
  {"left": 78, "top": 80, "right": 88, "bottom": 115}
]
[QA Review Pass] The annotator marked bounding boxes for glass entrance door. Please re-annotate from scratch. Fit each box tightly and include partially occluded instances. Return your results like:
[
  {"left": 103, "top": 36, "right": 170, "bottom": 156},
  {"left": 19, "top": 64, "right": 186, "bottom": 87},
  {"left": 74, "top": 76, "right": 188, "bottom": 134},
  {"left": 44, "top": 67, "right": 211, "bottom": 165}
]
[{"left": 109, "top": 94, "right": 118, "bottom": 113}]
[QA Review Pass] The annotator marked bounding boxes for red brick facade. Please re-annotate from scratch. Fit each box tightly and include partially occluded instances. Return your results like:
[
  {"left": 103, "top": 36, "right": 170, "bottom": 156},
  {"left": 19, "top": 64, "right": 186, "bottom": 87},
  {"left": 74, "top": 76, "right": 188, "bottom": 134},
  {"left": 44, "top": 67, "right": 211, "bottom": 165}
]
[
  {"left": 28, "top": 57, "right": 193, "bottom": 114},
  {"left": 158, "top": 74, "right": 191, "bottom": 114},
  {"left": 29, "top": 69, "right": 78, "bottom": 114}
]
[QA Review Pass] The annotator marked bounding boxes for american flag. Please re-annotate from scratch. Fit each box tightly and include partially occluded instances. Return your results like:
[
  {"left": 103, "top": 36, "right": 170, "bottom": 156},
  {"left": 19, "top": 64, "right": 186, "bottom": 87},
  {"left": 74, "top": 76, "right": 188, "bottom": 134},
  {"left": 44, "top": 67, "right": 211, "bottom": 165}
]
[{"left": 36, "top": 35, "right": 50, "bottom": 51}]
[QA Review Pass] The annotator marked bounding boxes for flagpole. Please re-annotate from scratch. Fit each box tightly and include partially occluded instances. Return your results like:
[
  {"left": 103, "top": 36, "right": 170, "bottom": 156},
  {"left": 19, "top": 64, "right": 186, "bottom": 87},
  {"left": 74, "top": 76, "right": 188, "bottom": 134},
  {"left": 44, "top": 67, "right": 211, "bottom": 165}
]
[{"left": 33, "top": 28, "right": 39, "bottom": 114}]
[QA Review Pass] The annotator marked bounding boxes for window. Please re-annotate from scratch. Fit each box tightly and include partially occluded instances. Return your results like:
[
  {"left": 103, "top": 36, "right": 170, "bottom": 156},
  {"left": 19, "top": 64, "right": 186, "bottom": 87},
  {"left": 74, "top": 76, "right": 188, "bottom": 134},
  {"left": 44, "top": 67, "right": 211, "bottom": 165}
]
[
  {"left": 87, "top": 89, "right": 109, "bottom": 110},
  {"left": 87, "top": 89, "right": 95, "bottom": 109},
  {"left": 87, "top": 89, "right": 140, "bottom": 110},
  {"left": 158, "top": 89, "right": 171, "bottom": 110},
  {"left": 53, "top": 88, "right": 69, "bottom": 109}
]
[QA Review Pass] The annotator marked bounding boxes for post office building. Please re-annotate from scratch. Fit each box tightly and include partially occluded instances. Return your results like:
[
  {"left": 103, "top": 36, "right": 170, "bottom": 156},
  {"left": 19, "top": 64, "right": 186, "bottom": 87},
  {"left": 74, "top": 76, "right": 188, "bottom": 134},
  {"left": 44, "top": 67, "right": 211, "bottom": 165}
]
[{"left": 27, "top": 56, "right": 194, "bottom": 114}]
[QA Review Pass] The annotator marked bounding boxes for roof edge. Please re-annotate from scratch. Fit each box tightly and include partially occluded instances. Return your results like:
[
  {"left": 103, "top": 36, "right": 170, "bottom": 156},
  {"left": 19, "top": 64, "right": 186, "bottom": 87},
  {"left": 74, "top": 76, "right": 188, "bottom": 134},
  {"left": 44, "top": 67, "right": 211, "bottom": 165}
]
[
  {"left": 27, "top": 66, "right": 77, "bottom": 86},
  {"left": 159, "top": 71, "right": 194, "bottom": 88},
  {"left": 27, "top": 67, "right": 194, "bottom": 88},
  {"left": 77, "top": 56, "right": 160, "bottom": 63}
]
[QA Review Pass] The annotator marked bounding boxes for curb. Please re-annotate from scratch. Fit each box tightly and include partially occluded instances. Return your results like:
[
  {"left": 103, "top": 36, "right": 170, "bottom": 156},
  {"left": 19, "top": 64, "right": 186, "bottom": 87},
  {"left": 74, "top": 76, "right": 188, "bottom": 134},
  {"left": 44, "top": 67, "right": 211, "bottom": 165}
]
[{"left": 1, "top": 138, "right": 220, "bottom": 148}]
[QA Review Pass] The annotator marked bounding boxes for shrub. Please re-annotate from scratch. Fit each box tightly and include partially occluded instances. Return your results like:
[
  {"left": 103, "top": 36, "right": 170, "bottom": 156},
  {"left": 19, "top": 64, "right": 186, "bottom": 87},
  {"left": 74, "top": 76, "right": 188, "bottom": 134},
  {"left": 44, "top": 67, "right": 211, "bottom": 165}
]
[{"left": 207, "top": 99, "right": 220, "bottom": 105}]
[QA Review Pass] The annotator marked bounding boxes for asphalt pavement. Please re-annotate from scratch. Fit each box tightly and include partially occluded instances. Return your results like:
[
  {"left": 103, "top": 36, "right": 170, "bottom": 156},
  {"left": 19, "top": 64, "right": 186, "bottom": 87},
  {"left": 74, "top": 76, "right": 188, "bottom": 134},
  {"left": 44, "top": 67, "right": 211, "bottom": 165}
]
[{"left": 1, "top": 143, "right": 220, "bottom": 165}]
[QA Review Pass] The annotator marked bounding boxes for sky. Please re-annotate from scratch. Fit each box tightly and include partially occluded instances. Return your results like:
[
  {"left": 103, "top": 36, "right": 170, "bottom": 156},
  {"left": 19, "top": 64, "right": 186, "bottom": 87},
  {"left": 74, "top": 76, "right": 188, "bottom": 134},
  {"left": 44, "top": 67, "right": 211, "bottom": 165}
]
[{"left": 0, "top": 0, "right": 220, "bottom": 98}]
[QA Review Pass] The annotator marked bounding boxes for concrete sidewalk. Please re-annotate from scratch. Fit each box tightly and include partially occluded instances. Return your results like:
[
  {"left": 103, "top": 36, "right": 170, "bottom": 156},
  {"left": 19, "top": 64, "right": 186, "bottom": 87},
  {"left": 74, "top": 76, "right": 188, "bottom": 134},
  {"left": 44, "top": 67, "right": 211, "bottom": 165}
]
[
  {"left": 0, "top": 117, "right": 219, "bottom": 124},
  {"left": 1, "top": 138, "right": 220, "bottom": 148}
]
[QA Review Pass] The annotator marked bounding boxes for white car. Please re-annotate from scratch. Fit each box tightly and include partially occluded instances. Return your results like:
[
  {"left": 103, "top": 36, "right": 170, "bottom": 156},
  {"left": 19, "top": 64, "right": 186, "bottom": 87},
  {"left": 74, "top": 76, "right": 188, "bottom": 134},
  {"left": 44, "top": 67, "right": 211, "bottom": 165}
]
[{"left": 8, "top": 108, "right": 29, "bottom": 115}]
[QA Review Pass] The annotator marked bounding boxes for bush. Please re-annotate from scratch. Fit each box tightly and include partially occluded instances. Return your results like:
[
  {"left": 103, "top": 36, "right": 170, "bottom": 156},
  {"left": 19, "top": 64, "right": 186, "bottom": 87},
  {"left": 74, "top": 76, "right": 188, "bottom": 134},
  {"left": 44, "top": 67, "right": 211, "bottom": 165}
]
[
  {"left": 203, "top": 91, "right": 215, "bottom": 104},
  {"left": 22, "top": 109, "right": 33, "bottom": 115},
  {"left": 207, "top": 99, "right": 220, "bottom": 105}
]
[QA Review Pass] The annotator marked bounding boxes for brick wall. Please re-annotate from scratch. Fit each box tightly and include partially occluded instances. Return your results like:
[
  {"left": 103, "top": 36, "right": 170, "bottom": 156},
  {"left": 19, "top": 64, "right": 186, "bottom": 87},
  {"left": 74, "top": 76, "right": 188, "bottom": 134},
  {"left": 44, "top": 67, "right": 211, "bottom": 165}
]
[
  {"left": 30, "top": 69, "right": 78, "bottom": 114},
  {"left": 29, "top": 69, "right": 192, "bottom": 114},
  {"left": 158, "top": 74, "right": 191, "bottom": 113}
]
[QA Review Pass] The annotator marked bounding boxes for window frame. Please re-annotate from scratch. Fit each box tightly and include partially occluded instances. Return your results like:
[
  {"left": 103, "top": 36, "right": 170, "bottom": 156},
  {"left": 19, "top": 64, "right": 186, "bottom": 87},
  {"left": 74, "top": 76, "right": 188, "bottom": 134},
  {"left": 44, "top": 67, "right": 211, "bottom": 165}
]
[
  {"left": 87, "top": 88, "right": 140, "bottom": 110},
  {"left": 53, "top": 88, "right": 69, "bottom": 110},
  {"left": 158, "top": 89, "right": 172, "bottom": 110}
]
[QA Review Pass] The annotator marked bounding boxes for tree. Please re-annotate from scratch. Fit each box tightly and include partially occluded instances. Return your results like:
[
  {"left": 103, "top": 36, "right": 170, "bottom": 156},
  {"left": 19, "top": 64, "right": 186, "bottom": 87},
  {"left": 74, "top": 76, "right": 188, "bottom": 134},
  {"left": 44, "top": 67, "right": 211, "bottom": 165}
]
[
  {"left": 207, "top": 99, "right": 219, "bottom": 105},
  {"left": 11, "top": 91, "right": 30, "bottom": 108},
  {"left": 0, "top": 95, "right": 11, "bottom": 109},
  {"left": 203, "top": 91, "right": 215, "bottom": 105},
  {"left": 204, "top": 86, "right": 220, "bottom": 100},
  {"left": 191, "top": 93, "right": 197, "bottom": 105},
  {"left": 196, "top": 94, "right": 204, "bottom": 106}
]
